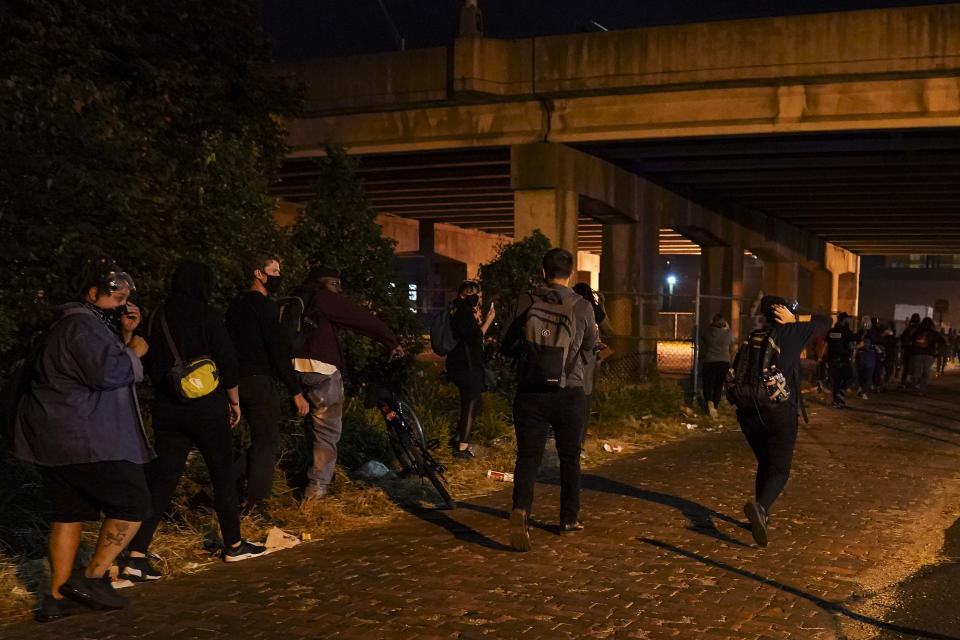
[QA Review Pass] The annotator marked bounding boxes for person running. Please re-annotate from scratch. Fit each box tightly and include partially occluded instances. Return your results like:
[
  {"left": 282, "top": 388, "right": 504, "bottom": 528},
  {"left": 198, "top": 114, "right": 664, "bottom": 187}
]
[
  {"left": 909, "top": 318, "right": 946, "bottom": 392},
  {"left": 855, "top": 318, "right": 879, "bottom": 400},
  {"left": 125, "top": 262, "right": 266, "bottom": 581},
  {"left": 445, "top": 280, "right": 495, "bottom": 459},
  {"left": 899, "top": 313, "right": 921, "bottom": 388},
  {"left": 936, "top": 327, "right": 950, "bottom": 375},
  {"left": 881, "top": 323, "right": 900, "bottom": 386},
  {"left": 826, "top": 313, "right": 856, "bottom": 408},
  {"left": 292, "top": 263, "right": 404, "bottom": 501},
  {"left": 731, "top": 296, "right": 831, "bottom": 547},
  {"left": 501, "top": 248, "right": 597, "bottom": 552},
  {"left": 225, "top": 252, "right": 309, "bottom": 519},
  {"left": 701, "top": 314, "right": 735, "bottom": 419},
  {"left": 14, "top": 258, "right": 153, "bottom": 620}
]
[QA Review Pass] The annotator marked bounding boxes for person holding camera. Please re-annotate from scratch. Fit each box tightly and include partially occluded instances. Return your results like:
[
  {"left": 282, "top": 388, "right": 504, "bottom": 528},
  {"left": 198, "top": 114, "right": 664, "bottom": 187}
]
[{"left": 13, "top": 258, "right": 153, "bottom": 620}]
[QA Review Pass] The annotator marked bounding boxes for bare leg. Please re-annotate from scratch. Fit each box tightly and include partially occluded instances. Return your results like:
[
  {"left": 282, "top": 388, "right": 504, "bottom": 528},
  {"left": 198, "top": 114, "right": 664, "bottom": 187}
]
[
  {"left": 49, "top": 522, "right": 83, "bottom": 598},
  {"left": 85, "top": 519, "right": 141, "bottom": 578}
]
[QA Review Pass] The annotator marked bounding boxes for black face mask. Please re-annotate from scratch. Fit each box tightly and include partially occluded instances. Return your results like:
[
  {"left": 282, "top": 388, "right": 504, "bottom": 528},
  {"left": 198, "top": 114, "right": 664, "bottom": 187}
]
[
  {"left": 465, "top": 294, "right": 479, "bottom": 307},
  {"left": 263, "top": 274, "right": 282, "bottom": 294}
]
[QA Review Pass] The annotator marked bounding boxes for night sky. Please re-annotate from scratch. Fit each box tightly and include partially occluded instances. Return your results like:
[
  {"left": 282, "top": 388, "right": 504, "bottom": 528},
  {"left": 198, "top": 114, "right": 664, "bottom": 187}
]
[{"left": 260, "top": 0, "right": 948, "bottom": 60}]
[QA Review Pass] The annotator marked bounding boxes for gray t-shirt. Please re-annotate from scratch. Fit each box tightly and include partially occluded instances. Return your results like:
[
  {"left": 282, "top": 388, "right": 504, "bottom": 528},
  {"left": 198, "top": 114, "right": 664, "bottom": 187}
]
[{"left": 702, "top": 324, "right": 734, "bottom": 364}]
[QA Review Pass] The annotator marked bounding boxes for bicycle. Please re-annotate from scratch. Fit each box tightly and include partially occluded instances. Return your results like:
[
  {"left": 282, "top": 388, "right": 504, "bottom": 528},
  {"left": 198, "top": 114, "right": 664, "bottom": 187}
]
[{"left": 369, "top": 361, "right": 456, "bottom": 510}]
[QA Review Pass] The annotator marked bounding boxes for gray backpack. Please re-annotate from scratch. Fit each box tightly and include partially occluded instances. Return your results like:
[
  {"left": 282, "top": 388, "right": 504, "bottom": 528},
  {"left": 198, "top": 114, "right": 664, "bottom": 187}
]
[{"left": 521, "top": 289, "right": 579, "bottom": 388}]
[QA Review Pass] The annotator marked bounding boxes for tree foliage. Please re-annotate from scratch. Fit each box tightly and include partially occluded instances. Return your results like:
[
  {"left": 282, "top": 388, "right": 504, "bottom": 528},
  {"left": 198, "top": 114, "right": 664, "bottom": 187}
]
[
  {"left": 0, "top": 0, "right": 300, "bottom": 358},
  {"left": 478, "top": 230, "right": 552, "bottom": 342},
  {"left": 289, "top": 146, "right": 424, "bottom": 386}
]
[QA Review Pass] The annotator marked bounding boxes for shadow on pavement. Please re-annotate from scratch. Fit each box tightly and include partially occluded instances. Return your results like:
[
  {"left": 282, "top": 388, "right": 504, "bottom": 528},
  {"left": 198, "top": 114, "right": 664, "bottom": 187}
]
[
  {"left": 398, "top": 503, "right": 518, "bottom": 552},
  {"left": 456, "top": 501, "right": 560, "bottom": 535},
  {"left": 565, "top": 473, "right": 752, "bottom": 548},
  {"left": 638, "top": 538, "right": 960, "bottom": 640}
]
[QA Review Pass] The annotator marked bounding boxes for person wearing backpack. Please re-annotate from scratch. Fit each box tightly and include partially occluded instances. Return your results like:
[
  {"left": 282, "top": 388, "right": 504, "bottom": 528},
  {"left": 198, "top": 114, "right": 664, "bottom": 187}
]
[
  {"left": 826, "top": 313, "right": 856, "bottom": 408},
  {"left": 225, "top": 252, "right": 309, "bottom": 520},
  {"left": 729, "top": 295, "right": 830, "bottom": 547},
  {"left": 445, "top": 280, "right": 496, "bottom": 459},
  {"left": 292, "top": 263, "right": 404, "bottom": 501},
  {"left": 500, "top": 248, "right": 597, "bottom": 552},
  {"left": 909, "top": 318, "right": 946, "bottom": 392},
  {"left": 124, "top": 262, "right": 266, "bottom": 582},
  {"left": 13, "top": 258, "right": 152, "bottom": 620}
]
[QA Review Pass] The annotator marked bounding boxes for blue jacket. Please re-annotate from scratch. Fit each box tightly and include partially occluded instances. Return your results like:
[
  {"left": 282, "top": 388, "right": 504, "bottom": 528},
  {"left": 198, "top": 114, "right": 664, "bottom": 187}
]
[{"left": 13, "top": 303, "right": 155, "bottom": 466}]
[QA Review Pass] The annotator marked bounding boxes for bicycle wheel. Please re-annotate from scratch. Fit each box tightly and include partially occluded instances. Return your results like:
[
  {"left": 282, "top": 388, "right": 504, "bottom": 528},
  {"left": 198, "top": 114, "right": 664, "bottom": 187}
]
[{"left": 397, "top": 400, "right": 427, "bottom": 448}]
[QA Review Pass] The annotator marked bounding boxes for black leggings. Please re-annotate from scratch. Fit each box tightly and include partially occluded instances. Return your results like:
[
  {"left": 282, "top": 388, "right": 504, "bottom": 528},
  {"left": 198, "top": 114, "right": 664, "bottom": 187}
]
[
  {"left": 702, "top": 361, "right": 728, "bottom": 406},
  {"left": 455, "top": 385, "right": 482, "bottom": 445},
  {"left": 129, "top": 405, "right": 241, "bottom": 553},
  {"left": 737, "top": 406, "right": 798, "bottom": 514}
]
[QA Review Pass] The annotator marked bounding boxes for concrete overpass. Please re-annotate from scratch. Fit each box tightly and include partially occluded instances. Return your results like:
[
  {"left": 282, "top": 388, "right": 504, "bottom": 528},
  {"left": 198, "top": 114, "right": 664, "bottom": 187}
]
[{"left": 273, "top": 4, "right": 960, "bottom": 368}]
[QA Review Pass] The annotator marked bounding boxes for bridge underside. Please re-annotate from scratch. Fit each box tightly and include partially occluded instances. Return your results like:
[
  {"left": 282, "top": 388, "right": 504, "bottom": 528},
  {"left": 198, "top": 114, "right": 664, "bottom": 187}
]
[{"left": 274, "top": 127, "right": 960, "bottom": 255}]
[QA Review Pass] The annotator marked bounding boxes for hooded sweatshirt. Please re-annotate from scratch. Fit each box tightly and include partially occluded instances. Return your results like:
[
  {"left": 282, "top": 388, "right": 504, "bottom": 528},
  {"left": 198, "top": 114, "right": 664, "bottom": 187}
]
[
  {"left": 702, "top": 322, "right": 734, "bottom": 364},
  {"left": 146, "top": 262, "right": 239, "bottom": 407}
]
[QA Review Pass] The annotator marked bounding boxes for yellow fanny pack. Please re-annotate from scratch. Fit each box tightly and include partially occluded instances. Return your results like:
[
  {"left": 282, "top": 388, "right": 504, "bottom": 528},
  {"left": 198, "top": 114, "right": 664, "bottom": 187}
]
[{"left": 158, "top": 311, "right": 221, "bottom": 401}]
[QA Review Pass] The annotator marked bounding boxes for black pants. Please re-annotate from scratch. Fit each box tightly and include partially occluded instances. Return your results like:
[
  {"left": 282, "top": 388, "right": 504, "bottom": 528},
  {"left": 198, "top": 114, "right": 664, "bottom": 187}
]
[
  {"left": 512, "top": 387, "right": 585, "bottom": 525},
  {"left": 737, "top": 404, "right": 798, "bottom": 513},
  {"left": 455, "top": 384, "right": 482, "bottom": 445},
  {"left": 237, "top": 375, "right": 281, "bottom": 505},
  {"left": 702, "top": 361, "right": 728, "bottom": 407},
  {"left": 830, "top": 359, "right": 853, "bottom": 405},
  {"left": 129, "top": 402, "right": 241, "bottom": 553}
]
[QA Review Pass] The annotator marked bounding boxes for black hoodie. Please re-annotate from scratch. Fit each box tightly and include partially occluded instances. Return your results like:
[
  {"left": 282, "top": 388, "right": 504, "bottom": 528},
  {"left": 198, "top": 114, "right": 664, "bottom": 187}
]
[{"left": 146, "top": 261, "right": 240, "bottom": 406}]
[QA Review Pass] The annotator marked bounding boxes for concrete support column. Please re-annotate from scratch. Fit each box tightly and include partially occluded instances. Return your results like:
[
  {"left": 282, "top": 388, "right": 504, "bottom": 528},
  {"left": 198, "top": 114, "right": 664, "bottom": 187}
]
[
  {"left": 513, "top": 188, "right": 578, "bottom": 254},
  {"left": 838, "top": 271, "right": 859, "bottom": 317},
  {"left": 763, "top": 261, "right": 800, "bottom": 302},
  {"left": 599, "top": 220, "right": 660, "bottom": 375},
  {"left": 810, "top": 269, "right": 835, "bottom": 315},
  {"left": 700, "top": 241, "right": 745, "bottom": 338}
]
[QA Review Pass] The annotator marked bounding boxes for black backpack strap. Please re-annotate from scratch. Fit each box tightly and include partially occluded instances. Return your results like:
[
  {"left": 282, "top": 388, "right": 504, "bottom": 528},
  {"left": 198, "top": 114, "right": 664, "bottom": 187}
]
[{"left": 158, "top": 308, "right": 183, "bottom": 364}]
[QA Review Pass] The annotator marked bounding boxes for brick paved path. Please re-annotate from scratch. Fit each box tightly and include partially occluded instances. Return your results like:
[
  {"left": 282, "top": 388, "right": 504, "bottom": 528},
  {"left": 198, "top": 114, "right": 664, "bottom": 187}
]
[{"left": 5, "top": 374, "right": 960, "bottom": 640}]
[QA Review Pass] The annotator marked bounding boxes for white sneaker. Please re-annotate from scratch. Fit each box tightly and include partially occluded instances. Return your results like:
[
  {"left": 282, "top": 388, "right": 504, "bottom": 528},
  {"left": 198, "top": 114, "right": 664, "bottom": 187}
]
[{"left": 707, "top": 402, "right": 719, "bottom": 419}]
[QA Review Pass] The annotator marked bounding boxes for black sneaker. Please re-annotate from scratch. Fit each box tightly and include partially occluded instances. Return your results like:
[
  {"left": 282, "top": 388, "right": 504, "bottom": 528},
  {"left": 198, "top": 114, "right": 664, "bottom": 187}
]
[
  {"left": 223, "top": 539, "right": 267, "bottom": 562},
  {"left": 59, "top": 572, "right": 127, "bottom": 610},
  {"left": 34, "top": 594, "right": 84, "bottom": 623},
  {"left": 509, "top": 508, "right": 531, "bottom": 552},
  {"left": 743, "top": 501, "right": 769, "bottom": 547},
  {"left": 121, "top": 555, "right": 162, "bottom": 582},
  {"left": 559, "top": 520, "right": 584, "bottom": 535}
]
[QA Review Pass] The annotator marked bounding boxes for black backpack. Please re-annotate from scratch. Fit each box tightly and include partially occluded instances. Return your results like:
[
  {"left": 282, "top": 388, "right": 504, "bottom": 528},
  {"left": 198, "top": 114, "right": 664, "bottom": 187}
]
[
  {"left": 429, "top": 306, "right": 458, "bottom": 356},
  {"left": 277, "top": 287, "right": 317, "bottom": 351},
  {"left": 518, "top": 289, "right": 580, "bottom": 388},
  {"left": 725, "top": 327, "right": 791, "bottom": 410}
]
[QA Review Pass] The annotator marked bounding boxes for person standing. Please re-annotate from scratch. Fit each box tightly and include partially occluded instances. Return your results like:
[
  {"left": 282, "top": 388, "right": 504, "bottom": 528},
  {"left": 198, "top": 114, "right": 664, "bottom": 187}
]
[
  {"left": 826, "top": 313, "right": 856, "bottom": 408},
  {"left": 14, "top": 258, "right": 153, "bottom": 620},
  {"left": 293, "top": 263, "right": 404, "bottom": 501},
  {"left": 732, "top": 296, "right": 831, "bottom": 546},
  {"left": 226, "top": 252, "right": 309, "bottom": 519},
  {"left": 125, "top": 262, "right": 265, "bottom": 581},
  {"left": 445, "top": 280, "right": 495, "bottom": 459},
  {"left": 572, "top": 282, "right": 612, "bottom": 445},
  {"left": 701, "top": 314, "right": 735, "bottom": 419},
  {"left": 501, "top": 248, "right": 597, "bottom": 551}
]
